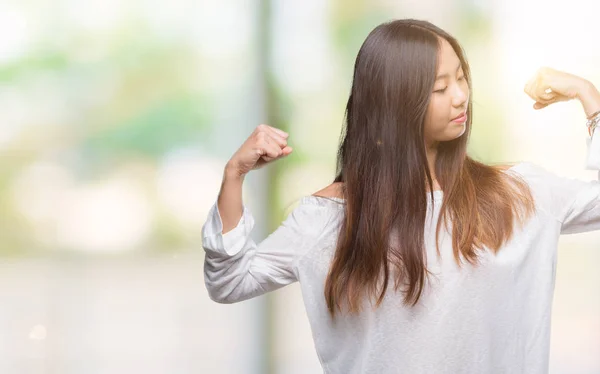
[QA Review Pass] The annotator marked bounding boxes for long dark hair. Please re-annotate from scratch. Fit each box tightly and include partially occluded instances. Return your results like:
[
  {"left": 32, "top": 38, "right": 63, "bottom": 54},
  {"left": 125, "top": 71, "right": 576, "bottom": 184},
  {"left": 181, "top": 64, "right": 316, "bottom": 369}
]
[{"left": 324, "top": 19, "right": 536, "bottom": 319}]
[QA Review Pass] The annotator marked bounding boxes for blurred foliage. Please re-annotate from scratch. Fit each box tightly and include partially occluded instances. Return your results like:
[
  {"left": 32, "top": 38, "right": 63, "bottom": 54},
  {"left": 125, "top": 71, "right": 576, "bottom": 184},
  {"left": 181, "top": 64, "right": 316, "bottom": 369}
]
[
  {"left": 330, "top": 3, "right": 390, "bottom": 79},
  {"left": 82, "top": 93, "right": 209, "bottom": 166},
  {"left": 0, "top": 15, "right": 213, "bottom": 255}
]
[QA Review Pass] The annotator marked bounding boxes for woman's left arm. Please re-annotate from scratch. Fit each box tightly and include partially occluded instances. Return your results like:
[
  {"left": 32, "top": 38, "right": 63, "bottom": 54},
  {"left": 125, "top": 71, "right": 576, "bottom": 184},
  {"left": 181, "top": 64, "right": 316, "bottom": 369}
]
[
  {"left": 524, "top": 68, "right": 600, "bottom": 234},
  {"left": 524, "top": 66, "right": 600, "bottom": 117},
  {"left": 575, "top": 80, "right": 600, "bottom": 170},
  {"left": 576, "top": 79, "right": 600, "bottom": 119}
]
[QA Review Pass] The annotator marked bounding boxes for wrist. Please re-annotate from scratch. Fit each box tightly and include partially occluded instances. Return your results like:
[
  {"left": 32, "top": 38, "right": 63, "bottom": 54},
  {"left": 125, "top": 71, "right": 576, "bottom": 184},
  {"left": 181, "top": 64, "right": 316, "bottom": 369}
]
[
  {"left": 576, "top": 79, "right": 600, "bottom": 118},
  {"left": 224, "top": 162, "right": 246, "bottom": 182}
]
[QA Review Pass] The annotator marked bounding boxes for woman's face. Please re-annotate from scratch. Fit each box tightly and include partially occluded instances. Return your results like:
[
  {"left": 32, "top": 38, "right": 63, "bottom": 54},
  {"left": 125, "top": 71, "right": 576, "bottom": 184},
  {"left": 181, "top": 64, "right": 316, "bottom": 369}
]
[{"left": 423, "top": 38, "right": 469, "bottom": 148}]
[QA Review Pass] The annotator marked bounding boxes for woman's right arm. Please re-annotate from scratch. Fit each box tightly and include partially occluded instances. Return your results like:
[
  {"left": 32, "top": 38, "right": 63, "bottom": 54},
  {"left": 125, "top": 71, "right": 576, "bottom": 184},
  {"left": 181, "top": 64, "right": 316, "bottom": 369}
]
[
  {"left": 218, "top": 166, "right": 245, "bottom": 234},
  {"left": 216, "top": 124, "right": 292, "bottom": 234},
  {"left": 202, "top": 124, "right": 298, "bottom": 303}
]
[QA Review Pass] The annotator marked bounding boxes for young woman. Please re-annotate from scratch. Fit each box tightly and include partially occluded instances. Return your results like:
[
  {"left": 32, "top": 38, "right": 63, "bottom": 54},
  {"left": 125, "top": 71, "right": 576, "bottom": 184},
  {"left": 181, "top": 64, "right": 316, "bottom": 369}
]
[{"left": 202, "top": 19, "right": 600, "bottom": 373}]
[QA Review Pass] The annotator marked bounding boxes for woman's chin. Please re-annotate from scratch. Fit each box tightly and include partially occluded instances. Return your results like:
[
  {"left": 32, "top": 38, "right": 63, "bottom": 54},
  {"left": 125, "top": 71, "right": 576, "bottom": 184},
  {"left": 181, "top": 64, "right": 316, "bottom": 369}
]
[
  {"left": 454, "top": 124, "right": 467, "bottom": 138},
  {"left": 439, "top": 125, "right": 466, "bottom": 141}
]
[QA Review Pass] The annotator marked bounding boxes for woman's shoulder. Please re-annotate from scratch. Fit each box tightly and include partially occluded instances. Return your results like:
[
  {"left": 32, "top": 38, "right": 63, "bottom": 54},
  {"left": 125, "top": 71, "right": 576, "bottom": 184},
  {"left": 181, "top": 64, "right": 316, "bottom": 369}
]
[
  {"left": 311, "top": 181, "right": 345, "bottom": 199},
  {"left": 491, "top": 161, "right": 543, "bottom": 178},
  {"left": 497, "top": 161, "right": 600, "bottom": 224},
  {"left": 282, "top": 182, "right": 345, "bottom": 225},
  {"left": 499, "top": 161, "right": 567, "bottom": 180},
  {"left": 491, "top": 162, "right": 528, "bottom": 172},
  {"left": 494, "top": 161, "right": 558, "bottom": 195},
  {"left": 294, "top": 182, "right": 346, "bottom": 208},
  {"left": 274, "top": 184, "right": 345, "bottom": 257}
]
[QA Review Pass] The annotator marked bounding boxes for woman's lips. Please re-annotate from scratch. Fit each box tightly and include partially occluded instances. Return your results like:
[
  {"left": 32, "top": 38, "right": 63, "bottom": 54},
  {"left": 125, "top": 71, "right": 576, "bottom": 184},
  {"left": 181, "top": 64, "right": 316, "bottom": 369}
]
[{"left": 452, "top": 113, "right": 467, "bottom": 123}]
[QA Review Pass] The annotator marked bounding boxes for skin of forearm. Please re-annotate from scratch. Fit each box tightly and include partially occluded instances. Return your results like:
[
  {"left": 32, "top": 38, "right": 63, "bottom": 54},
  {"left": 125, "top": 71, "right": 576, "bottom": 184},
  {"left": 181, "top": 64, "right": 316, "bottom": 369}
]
[
  {"left": 577, "top": 79, "right": 600, "bottom": 118},
  {"left": 217, "top": 164, "right": 245, "bottom": 234}
]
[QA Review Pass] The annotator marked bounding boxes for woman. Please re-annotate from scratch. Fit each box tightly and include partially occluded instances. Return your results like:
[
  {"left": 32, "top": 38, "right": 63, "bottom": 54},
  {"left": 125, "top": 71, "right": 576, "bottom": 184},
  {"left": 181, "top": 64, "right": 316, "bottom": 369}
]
[{"left": 202, "top": 19, "right": 600, "bottom": 373}]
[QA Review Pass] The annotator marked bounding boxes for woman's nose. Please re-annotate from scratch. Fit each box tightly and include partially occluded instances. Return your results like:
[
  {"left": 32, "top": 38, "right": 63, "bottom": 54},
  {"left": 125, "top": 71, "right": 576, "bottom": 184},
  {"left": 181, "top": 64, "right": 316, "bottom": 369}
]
[{"left": 452, "top": 85, "right": 468, "bottom": 107}]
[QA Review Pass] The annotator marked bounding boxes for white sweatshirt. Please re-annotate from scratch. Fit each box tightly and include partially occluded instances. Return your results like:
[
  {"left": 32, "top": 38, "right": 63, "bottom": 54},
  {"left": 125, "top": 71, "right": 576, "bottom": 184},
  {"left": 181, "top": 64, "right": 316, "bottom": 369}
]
[{"left": 202, "top": 138, "right": 600, "bottom": 374}]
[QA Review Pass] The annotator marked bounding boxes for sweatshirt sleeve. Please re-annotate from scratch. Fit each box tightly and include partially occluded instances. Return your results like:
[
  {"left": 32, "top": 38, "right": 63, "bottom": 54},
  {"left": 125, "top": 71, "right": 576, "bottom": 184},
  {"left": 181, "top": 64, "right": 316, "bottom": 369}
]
[
  {"left": 201, "top": 198, "right": 333, "bottom": 303},
  {"left": 514, "top": 131, "right": 600, "bottom": 235},
  {"left": 557, "top": 170, "right": 600, "bottom": 234},
  {"left": 560, "top": 129, "right": 600, "bottom": 234}
]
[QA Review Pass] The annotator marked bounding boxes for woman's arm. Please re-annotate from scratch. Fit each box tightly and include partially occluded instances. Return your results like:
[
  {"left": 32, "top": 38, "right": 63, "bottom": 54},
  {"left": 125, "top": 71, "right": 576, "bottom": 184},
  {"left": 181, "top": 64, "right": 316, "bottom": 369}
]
[
  {"left": 202, "top": 124, "right": 301, "bottom": 303},
  {"left": 524, "top": 66, "right": 600, "bottom": 118},
  {"left": 577, "top": 79, "right": 600, "bottom": 118},
  {"left": 524, "top": 68, "right": 600, "bottom": 234},
  {"left": 218, "top": 166, "right": 245, "bottom": 234},
  {"left": 573, "top": 80, "right": 600, "bottom": 170},
  {"left": 216, "top": 124, "right": 292, "bottom": 234}
]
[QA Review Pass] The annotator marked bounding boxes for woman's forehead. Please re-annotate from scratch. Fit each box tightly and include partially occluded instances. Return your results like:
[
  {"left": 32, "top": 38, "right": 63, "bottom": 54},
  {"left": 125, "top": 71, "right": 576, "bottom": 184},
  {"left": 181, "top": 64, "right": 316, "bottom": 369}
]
[{"left": 436, "top": 39, "right": 461, "bottom": 75}]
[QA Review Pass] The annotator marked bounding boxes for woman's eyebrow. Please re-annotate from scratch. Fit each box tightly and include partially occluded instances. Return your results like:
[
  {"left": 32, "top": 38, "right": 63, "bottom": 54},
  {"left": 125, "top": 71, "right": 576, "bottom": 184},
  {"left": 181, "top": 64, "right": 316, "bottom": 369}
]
[{"left": 435, "top": 63, "right": 462, "bottom": 80}]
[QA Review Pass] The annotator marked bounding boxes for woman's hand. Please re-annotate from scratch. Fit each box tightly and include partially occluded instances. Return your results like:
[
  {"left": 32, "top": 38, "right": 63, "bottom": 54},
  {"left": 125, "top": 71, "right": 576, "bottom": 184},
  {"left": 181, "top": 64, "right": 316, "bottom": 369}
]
[
  {"left": 524, "top": 67, "right": 588, "bottom": 109},
  {"left": 225, "top": 124, "right": 293, "bottom": 178},
  {"left": 524, "top": 67, "right": 600, "bottom": 118}
]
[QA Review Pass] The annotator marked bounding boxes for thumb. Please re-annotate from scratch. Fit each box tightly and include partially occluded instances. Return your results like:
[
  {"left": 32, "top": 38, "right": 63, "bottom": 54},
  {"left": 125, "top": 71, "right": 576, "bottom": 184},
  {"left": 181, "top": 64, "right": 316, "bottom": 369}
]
[{"left": 533, "top": 102, "right": 548, "bottom": 110}]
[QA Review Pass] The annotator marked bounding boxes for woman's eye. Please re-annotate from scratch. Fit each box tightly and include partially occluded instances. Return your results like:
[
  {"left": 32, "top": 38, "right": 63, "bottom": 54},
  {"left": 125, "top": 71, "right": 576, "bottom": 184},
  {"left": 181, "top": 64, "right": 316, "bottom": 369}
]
[
  {"left": 434, "top": 87, "right": 447, "bottom": 93},
  {"left": 458, "top": 75, "right": 465, "bottom": 81}
]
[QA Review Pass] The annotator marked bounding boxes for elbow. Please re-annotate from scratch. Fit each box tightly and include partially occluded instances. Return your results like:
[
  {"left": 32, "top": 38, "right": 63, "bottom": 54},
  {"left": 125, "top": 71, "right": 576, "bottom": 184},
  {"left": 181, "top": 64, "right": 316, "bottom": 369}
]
[
  {"left": 205, "top": 283, "right": 243, "bottom": 304},
  {"left": 204, "top": 266, "right": 236, "bottom": 304},
  {"left": 203, "top": 262, "right": 252, "bottom": 304},
  {"left": 206, "top": 288, "right": 236, "bottom": 304}
]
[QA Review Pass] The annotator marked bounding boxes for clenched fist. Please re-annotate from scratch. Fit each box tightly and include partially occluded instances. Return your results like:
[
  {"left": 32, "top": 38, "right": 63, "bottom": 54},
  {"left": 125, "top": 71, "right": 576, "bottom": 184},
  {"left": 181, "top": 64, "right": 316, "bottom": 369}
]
[
  {"left": 524, "top": 67, "right": 590, "bottom": 110},
  {"left": 225, "top": 124, "right": 293, "bottom": 177}
]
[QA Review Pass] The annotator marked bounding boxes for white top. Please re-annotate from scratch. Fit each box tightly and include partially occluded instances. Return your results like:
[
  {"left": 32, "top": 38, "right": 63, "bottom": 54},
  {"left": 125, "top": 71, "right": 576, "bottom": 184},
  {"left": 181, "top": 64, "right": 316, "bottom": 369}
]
[{"left": 202, "top": 140, "right": 600, "bottom": 374}]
